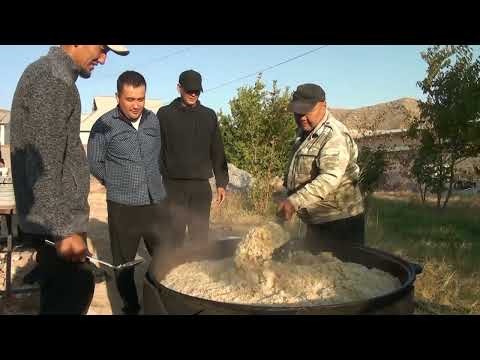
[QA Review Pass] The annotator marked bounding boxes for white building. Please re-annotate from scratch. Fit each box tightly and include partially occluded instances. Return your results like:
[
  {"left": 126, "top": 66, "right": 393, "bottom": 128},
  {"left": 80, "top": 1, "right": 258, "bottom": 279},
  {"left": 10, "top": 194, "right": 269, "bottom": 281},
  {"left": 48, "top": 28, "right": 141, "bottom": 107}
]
[{"left": 0, "top": 109, "right": 11, "bottom": 169}]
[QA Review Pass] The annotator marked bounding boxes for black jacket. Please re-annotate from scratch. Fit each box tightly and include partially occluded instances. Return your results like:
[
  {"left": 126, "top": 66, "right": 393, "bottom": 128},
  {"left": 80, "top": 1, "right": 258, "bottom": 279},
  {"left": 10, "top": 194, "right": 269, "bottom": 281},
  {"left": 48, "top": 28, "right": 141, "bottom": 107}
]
[{"left": 156, "top": 98, "right": 229, "bottom": 188}]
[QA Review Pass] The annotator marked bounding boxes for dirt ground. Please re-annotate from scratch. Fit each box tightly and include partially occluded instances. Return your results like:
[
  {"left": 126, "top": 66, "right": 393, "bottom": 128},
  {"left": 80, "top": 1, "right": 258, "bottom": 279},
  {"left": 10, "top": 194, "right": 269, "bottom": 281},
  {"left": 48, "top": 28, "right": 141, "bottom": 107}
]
[{"left": 0, "top": 192, "right": 252, "bottom": 315}]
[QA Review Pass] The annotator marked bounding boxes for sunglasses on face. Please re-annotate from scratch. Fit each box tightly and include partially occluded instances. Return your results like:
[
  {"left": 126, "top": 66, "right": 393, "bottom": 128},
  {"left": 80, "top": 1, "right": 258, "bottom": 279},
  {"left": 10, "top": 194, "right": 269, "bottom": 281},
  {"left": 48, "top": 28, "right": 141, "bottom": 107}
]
[{"left": 185, "top": 89, "right": 201, "bottom": 96}]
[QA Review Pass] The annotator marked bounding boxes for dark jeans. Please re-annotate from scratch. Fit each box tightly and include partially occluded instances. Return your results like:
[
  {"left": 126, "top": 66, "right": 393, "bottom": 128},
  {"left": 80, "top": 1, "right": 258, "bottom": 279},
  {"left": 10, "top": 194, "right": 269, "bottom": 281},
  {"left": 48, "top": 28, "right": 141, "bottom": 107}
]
[
  {"left": 107, "top": 199, "right": 171, "bottom": 313},
  {"left": 165, "top": 179, "right": 212, "bottom": 248},
  {"left": 20, "top": 231, "right": 95, "bottom": 315},
  {"left": 304, "top": 213, "right": 365, "bottom": 254}
]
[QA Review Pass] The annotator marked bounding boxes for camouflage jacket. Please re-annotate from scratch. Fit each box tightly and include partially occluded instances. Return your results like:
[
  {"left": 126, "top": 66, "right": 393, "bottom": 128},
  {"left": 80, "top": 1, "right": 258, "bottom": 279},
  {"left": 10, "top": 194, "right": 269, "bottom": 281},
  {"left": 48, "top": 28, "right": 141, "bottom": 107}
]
[{"left": 285, "top": 110, "right": 364, "bottom": 224}]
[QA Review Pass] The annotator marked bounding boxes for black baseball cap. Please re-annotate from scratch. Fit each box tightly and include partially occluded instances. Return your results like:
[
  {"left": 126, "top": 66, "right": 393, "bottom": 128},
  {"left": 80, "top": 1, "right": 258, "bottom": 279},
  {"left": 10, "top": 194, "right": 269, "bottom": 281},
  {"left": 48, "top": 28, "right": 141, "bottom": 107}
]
[
  {"left": 179, "top": 70, "right": 203, "bottom": 92},
  {"left": 287, "top": 83, "right": 326, "bottom": 114}
]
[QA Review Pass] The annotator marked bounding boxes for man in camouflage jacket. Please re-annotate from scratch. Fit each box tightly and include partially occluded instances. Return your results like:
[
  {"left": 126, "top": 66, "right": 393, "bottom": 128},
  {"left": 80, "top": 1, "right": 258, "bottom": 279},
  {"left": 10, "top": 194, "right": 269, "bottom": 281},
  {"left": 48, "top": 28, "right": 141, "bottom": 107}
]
[{"left": 278, "top": 83, "right": 365, "bottom": 253}]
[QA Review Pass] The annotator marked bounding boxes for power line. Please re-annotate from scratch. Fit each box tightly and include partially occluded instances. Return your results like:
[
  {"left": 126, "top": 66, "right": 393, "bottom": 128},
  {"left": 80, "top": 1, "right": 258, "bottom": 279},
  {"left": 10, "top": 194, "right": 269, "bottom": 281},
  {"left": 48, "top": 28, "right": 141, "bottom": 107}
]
[
  {"left": 204, "top": 45, "right": 329, "bottom": 93},
  {"left": 137, "top": 46, "right": 197, "bottom": 68},
  {"left": 97, "top": 46, "right": 197, "bottom": 80}
]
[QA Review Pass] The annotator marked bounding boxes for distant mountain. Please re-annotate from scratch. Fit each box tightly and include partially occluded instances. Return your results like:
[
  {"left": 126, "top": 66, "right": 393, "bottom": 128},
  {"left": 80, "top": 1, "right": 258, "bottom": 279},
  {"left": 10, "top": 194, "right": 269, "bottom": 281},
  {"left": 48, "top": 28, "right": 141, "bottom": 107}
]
[
  {"left": 2, "top": 98, "right": 422, "bottom": 131},
  {"left": 330, "top": 98, "right": 420, "bottom": 131}
]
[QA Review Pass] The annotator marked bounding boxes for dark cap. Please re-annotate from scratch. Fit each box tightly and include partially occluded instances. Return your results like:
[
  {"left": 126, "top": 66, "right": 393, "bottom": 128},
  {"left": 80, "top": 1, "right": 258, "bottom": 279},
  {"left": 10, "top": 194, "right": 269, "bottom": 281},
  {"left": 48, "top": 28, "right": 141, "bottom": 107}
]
[
  {"left": 287, "top": 83, "right": 326, "bottom": 114},
  {"left": 179, "top": 70, "right": 203, "bottom": 92}
]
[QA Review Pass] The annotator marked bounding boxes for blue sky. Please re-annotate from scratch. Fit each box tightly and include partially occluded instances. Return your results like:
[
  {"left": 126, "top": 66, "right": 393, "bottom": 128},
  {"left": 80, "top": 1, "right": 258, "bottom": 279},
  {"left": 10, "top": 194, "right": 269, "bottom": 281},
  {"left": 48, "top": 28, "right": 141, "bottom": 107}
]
[{"left": 1, "top": 45, "right": 480, "bottom": 114}]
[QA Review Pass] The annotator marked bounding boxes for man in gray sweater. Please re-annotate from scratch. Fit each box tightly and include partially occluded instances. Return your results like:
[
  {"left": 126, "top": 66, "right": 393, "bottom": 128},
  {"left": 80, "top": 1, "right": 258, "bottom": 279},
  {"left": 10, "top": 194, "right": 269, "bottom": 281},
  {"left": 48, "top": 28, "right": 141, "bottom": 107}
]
[{"left": 10, "top": 45, "right": 129, "bottom": 314}]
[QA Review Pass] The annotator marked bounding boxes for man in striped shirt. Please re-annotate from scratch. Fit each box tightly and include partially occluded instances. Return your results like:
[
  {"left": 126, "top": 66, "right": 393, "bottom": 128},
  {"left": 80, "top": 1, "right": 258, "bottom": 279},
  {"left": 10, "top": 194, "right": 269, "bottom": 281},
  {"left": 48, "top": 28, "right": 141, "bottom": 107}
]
[{"left": 88, "top": 71, "right": 170, "bottom": 315}]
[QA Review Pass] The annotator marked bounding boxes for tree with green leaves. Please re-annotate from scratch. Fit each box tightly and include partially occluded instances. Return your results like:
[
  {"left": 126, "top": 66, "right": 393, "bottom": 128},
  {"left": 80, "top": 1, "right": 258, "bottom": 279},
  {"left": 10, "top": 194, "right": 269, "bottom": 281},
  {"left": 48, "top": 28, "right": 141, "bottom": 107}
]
[
  {"left": 358, "top": 145, "right": 388, "bottom": 204},
  {"left": 407, "top": 45, "right": 480, "bottom": 209},
  {"left": 218, "top": 76, "right": 296, "bottom": 177},
  {"left": 410, "top": 146, "right": 445, "bottom": 203},
  {"left": 218, "top": 76, "right": 296, "bottom": 214}
]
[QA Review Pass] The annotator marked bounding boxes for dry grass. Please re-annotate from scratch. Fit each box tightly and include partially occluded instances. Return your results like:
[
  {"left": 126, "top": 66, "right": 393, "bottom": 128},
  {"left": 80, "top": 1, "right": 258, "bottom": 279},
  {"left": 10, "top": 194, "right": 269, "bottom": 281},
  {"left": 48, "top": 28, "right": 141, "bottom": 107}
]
[
  {"left": 210, "top": 192, "right": 265, "bottom": 226},
  {"left": 414, "top": 257, "right": 480, "bottom": 314},
  {"left": 210, "top": 189, "right": 305, "bottom": 237},
  {"left": 368, "top": 193, "right": 480, "bottom": 314}
]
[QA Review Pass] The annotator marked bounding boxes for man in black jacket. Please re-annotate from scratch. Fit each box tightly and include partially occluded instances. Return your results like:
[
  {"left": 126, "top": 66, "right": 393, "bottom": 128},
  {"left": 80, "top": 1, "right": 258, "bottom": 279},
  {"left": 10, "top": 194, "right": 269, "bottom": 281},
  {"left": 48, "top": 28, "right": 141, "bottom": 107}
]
[{"left": 156, "top": 70, "right": 229, "bottom": 248}]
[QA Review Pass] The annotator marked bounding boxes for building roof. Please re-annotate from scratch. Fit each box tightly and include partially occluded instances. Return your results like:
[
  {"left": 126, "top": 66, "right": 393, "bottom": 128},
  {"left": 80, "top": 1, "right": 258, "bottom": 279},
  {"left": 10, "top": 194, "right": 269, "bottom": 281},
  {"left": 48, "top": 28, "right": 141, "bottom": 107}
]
[{"left": 80, "top": 96, "right": 162, "bottom": 132}]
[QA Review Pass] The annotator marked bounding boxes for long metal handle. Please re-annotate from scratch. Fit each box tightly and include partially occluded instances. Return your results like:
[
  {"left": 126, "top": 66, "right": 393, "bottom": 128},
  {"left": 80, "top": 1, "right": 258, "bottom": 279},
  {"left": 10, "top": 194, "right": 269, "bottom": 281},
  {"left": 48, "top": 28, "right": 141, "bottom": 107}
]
[{"left": 44, "top": 239, "right": 116, "bottom": 269}]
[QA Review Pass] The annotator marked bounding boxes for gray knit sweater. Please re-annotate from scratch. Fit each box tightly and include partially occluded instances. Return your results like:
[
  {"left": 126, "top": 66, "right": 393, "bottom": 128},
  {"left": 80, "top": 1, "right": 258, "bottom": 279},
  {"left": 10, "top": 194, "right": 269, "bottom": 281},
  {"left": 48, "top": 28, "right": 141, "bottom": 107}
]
[{"left": 10, "top": 46, "right": 90, "bottom": 239}]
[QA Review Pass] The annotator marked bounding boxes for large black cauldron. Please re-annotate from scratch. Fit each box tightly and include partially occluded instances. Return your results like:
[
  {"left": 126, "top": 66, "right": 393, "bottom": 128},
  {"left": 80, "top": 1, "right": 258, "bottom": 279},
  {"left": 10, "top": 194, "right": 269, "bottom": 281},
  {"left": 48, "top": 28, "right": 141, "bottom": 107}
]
[{"left": 143, "top": 238, "right": 422, "bottom": 315}]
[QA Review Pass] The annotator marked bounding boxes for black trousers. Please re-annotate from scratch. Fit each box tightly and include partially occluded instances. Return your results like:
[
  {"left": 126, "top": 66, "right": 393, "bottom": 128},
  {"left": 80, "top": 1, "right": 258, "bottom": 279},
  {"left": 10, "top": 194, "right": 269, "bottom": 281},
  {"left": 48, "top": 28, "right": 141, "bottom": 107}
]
[
  {"left": 165, "top": 179, "right": 212, "bottom": 248},
  {"left": 20, "top": 231, "right": 95, "bottom": 315},
  {"left": 304, "top": 213, "right": 365, "bottom": 254},
  {"left": 107, "top": 200, "right": 171, "bottom": 313}
]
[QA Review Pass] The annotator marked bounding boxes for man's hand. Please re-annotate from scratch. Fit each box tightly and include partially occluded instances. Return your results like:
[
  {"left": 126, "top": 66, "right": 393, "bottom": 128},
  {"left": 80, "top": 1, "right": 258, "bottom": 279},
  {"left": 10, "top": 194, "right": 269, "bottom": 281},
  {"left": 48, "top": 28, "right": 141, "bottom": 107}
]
[
  {"left": 277, "top": 199, "right": 296, "bottom": 221},
  {"left": 215, "top": 187, "right": 226, "bottom": 207},
  {"left": 56, "top": 233, "right": 90, "bottom": 263}
]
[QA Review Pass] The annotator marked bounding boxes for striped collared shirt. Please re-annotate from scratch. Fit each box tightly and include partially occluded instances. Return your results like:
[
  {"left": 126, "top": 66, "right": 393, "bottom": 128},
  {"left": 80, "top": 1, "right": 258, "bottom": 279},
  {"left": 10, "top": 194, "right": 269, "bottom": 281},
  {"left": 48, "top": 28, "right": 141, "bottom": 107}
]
[{"left": 88, "top": 106, "right": 166, "bottom": 206}]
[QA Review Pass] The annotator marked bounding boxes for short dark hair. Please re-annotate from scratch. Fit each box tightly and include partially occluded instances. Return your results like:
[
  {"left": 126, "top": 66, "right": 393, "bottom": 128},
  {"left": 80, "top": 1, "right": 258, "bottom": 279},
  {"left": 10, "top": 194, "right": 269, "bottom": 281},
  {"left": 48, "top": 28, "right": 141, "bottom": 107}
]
[{"left": 117, "top": 71, "right": 147, "bottom": 94}]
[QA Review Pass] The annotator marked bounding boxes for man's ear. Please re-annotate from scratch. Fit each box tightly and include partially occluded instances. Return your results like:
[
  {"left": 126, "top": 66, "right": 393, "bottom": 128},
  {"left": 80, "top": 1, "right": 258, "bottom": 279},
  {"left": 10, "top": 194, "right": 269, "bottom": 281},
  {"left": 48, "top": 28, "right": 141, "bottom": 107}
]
[{"left": 115, "top": 92, "right": 119, "bottom": 104}]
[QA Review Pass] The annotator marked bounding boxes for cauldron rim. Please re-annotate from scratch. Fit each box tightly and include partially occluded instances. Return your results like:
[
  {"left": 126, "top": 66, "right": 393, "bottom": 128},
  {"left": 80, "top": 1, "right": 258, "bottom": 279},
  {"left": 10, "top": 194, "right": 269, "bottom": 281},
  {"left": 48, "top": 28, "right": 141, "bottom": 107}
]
[{"left": 150, "top": 240, "right": 421, "bottom": 313}]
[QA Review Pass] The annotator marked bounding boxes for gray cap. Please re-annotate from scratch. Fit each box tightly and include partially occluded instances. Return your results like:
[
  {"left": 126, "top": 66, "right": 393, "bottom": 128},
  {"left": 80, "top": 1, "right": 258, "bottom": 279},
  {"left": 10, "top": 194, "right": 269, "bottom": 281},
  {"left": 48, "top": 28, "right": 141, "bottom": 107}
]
[{"left": 287, "top": 83, "right": 325, "bottom": 113}]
